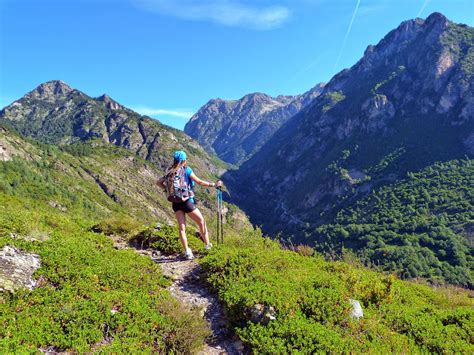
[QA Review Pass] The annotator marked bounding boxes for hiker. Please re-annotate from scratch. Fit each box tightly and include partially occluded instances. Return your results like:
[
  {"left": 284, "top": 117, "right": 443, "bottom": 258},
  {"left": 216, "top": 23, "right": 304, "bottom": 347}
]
[{"left": 157, "top": 150, "right": 222, "bottom": 259}]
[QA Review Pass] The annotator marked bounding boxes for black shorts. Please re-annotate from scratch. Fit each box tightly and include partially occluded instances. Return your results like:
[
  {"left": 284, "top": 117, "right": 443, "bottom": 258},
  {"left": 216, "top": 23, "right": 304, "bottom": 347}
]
[{"left": 172, "top": 199, "right": 196, "bottom": 213}]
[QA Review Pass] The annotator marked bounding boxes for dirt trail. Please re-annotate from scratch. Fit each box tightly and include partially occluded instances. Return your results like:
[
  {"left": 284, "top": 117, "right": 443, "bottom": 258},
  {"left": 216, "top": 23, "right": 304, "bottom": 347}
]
[
  {"left": 112, "top": 236, "right": 243, "bottom": 354},
  {"left": 150, "top": 252, "right": 243, "bottom": 354}
]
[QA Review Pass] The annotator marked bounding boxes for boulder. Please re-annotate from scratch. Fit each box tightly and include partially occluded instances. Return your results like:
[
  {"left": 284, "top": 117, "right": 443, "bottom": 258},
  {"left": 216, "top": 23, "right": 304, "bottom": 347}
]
[{"left": 0, "top": 246, "right": 41, "bottom": 292}]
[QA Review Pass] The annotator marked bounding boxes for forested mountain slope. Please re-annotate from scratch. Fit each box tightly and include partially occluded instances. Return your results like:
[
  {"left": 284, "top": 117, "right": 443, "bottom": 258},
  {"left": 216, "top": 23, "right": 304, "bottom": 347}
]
[
  {"left": 313, "top": 159, "right": 473, "bottom": 287},
  {"left": 228, "top": 13, "right": 474, "bottom": 235},
  {"left": 0, "top": 124, "right": 249, "bottom": 230}
]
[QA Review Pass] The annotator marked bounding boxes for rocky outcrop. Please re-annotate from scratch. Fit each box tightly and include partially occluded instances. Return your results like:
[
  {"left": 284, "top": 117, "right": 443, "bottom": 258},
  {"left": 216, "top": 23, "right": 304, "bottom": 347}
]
[
  {"left": 184, "top": 83, "right": 325, "bottom": 165},
  {"left": 0, "top": 142, "right": 11, "bottom": 161},
  {"left": 83, "top": 167, "right": 121, "bottom": 203},
  {"left": 361, "top": 94, "right": 395, "bottom": 133},
  {"left": 0, "top": 246, "right": 41, "bottom": 292},
  {"left": 0, "top": 126, "right": 40, "bottom": 162},
  {"left": 96, "top": 94, "right": 124, "bottom": 111}
]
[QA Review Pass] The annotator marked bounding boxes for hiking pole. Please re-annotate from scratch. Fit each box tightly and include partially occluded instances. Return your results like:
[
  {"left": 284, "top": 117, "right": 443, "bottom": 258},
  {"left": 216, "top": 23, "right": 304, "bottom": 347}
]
[
  {"left": 216, "top": 186, "right": 224, "bottom": 244},
  {"left": 219, "top": 187, "right": 224, "bottom": 244},
  {"left": 216, "top": 187, "right": 220, "bottom": 244}
]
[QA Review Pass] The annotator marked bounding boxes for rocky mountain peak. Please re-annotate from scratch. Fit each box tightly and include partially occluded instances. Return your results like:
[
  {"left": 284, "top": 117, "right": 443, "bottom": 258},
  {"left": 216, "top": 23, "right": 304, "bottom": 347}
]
[
  {"left": 241, "top": 92, "right": 275, "bottom": 104},
  {"left": 27, "top": 80, "right": 74, "bottom": 100},
  {"left": 184, "top": 83, "right": 325, "bottom": 165},
  {"left": 96, "top": 93, "right": 123, "bottom": 110},
  {"left": 329, "top": 12, "right": 454, "bottom": 92},
  {"left": 424, "top": 12, "right": 449, "bottom": 26},
  {"left": 380, "top": 11, "right": 449, "bottom": 49},
  {"left": 0, "top": 82, "right": 221, "bottom": 176}
]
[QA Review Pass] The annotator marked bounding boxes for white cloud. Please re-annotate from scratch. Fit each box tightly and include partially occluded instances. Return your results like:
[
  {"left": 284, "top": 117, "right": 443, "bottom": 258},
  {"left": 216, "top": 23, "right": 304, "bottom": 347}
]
[
  {"left": 132, "top": 106, "right": 195, "bottom": 119},
  {"left": 132, "top": 0, "right": 291, "bottom": 30}
]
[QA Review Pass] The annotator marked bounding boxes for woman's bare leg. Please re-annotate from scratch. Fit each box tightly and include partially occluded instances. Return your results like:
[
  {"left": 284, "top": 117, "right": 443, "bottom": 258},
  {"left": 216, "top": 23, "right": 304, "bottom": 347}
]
[
  {"left": 175, "top": 210, "right": 188, "bottom": 251},
  {"left": 187, "top": 208, "right": 210, "bottom": 245}
]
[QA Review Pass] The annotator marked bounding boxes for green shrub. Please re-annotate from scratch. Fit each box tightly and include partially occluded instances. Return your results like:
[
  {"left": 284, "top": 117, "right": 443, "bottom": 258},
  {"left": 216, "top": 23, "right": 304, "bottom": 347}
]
[
  {"left": 0, "top": 195, "right": 209, "bottom": 353},
  {"left": 128, "top": 224, "right": 204, "bottom": 254},
  {"left": 200, "top": 236, "right": 474, "bottom": 353},
  {"left": 91, "top": 216, "right": 144, "bottom": 237}
]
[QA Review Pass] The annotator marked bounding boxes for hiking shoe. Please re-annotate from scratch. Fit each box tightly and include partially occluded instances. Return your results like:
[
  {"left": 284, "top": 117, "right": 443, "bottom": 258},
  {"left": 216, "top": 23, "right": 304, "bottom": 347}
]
[
  {"left": 205, "top": 243, "right": 213, "bottom": 251},
  {"left": 185, "top": 247, "right": 194, "bottom": 260}
]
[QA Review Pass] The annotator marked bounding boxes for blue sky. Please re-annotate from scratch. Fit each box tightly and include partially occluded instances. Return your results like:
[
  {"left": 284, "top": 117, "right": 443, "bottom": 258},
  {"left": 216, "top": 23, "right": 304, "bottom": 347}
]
[{"left": 1, "top": 0, "right": 473, "bottom": 129}]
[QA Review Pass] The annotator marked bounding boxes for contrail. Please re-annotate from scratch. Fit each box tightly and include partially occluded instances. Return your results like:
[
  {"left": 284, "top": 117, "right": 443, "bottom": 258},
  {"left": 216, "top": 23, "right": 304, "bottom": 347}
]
[
  {"left": 417, "top": 0, "right": 431, "bottom": 18},
  {"left": 333, "top": 0, "right": 361, "bottom": 72},
  {"left": 292, "top": 54, "right": 323, "bottom": 80}
]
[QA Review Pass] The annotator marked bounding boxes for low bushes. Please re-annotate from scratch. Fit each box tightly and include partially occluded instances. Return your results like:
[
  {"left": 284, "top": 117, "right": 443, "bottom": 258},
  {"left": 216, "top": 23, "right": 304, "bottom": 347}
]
[
  {"left": 128, "top": 224, "right": 204, "bottom": 254},
  {"left": 0, "top": 196, "right": 210, "bottom": 353},
  {"left": 200, "top": 236, "right": 474, "bottom": 353}
]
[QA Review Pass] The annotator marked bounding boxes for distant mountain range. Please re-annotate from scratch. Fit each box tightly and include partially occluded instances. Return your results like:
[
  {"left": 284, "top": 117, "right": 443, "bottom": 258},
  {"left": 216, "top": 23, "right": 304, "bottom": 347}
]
[
  {"left": 184, "top": 83, "right": 325, "bottom": 165},
  {"left": 224, "top": 12, "right": 473, "bottom": 233},
  {"left": 186, "top": 12, "right": 473, "bottom": 286},
  {"left": 1, "top": 12, "right": 472, "bottom": 287},
  {"left": 0, "top": 80, "right": 222, "bottom": 175}
]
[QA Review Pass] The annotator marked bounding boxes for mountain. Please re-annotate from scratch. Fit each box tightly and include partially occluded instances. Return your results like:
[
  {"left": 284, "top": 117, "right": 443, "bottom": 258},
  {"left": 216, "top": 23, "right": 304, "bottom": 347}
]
[
  {"left": 184, "top": 83, "right": 325, "bottom": 165},
  {"left": 0, "top": 124, "right": 253, "bottom": 352},
  {"left": 0, "top": 80, "right": 223, "bottom": 175},
  {"left": 0, "top": 123, "right": 250, "bottom": 230},
  {"left": 225, "top": 13, "right": 474, "bottom": 281},
  {"left": 313, "top": 159, "right": 474, "bottom": 287},
  {"left": 2, "top": 123, "right": 472, "bottom": 352}
]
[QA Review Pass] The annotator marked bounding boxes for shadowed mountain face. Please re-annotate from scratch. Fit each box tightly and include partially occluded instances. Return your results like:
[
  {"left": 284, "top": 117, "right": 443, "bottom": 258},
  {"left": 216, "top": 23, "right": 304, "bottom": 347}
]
[
  {"left": 226, "top": 13, "right": 474, "bottom": 235},
  {"left": 184, "top": 84, "right": 325, "bottom": 165},
  {"left": 0, "top": 81, "right": 222, "bottom": 175}
]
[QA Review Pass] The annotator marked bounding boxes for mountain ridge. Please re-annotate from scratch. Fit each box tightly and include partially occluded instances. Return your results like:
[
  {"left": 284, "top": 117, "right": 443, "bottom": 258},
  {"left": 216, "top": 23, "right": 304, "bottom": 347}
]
[
  {"left": 0, "top": 81, "right": 225, "bottom": 177},
  {"left": 184, "top": 83, "right": 325, "bottom": 165},
  {"left": 222, "top": 12, "right": 474, "bottom": 285}
]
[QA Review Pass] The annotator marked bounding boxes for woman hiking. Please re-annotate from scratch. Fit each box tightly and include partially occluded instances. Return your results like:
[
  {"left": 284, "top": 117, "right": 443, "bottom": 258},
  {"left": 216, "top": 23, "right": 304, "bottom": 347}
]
[{"left": 157, "top": 150, "right": 222, "bottom": 259}]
